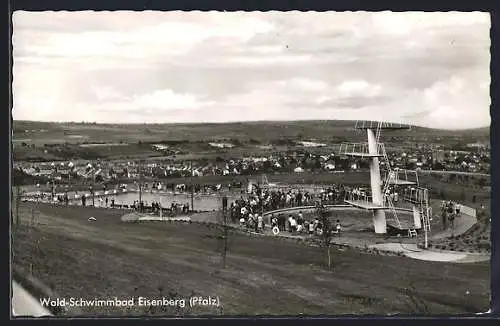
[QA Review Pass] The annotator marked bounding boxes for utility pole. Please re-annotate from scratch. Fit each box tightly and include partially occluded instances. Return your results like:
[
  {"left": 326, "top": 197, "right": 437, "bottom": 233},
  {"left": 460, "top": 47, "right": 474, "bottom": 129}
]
[
  {"left": 51, "top": 179, "right": 55, "bottom": 202},
  {"left": 424, "top": 222, "right": 428, "bottom": 249},
  {"left": 219, "top": 200, "right": 229, "bottom": 269},
  {"left": 92, "top": 167, "right": 95, "bottom": 207},
  {"left": 190, "top": 160, "right": 194, "bottom": 212}
]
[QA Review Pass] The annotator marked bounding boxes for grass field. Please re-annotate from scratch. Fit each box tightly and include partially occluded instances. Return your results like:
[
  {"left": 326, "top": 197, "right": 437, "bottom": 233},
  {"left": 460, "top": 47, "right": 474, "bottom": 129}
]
[
  {"left": 13, "top": 120, "right": 490, "bottom": 144},
  {"left": 12, "top": 202, "right": 490, "bottom": 316}
]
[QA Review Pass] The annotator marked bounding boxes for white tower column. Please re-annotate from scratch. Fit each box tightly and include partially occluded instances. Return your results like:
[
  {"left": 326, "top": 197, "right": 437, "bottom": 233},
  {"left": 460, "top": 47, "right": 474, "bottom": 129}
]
[
  {"left": 367, "top": 128, "right": 387, "bottom": 234},
  {"left": 413, "top": 205, "right": 422, "bottom": 229}
]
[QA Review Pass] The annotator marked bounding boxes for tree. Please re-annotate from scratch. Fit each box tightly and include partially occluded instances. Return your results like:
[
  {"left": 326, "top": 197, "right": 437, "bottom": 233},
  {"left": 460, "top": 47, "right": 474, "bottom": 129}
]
[
  {"left": 215, "top": 203, "right": 232, "bottom": 269},
  {"left": 316, "top": 203, "right": 334, "bottom": 270}
]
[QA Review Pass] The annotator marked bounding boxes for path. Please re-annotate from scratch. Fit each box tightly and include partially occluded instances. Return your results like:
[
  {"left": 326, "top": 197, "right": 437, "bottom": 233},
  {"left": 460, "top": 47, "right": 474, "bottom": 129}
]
[
  {"left": 414, "top": 169, "right": 490, "bottom": 177},
  {"left": 430, "top": 213, "right": 477, "bottom": 240},
  {"left": 12, "top": 281, "right": 52, "bottom": 317},
  {"left": 368, "top": 243, "right": 490, "bottom": 263},
  {"left": 260, "top": 205, "right": 487, "bottom": 263}
]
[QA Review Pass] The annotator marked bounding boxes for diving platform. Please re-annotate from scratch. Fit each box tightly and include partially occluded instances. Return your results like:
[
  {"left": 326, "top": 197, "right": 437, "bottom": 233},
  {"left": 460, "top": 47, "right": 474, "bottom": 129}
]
[
  {"left": 383, "top": 168, "right": 419, "bottom": 187},
  {"left": 355, "top": 120, "right": 411, "bottom": 131},
  {"left": 338, "top": 142, "right": 385, "bottom": 158},
  {"left": 344, "top": 200, "right": 385, "bottom": 210},
  {"left": 386, "top": 179, "right": 416, "bottom": 186},
  {"left": 344, "top": 152, "right": 383, "bottom": 158}
]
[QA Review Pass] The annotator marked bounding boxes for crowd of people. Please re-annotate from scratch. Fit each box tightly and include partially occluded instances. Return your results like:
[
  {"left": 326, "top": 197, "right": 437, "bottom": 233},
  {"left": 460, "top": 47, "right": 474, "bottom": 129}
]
[
  {"left": 229, "top": 184, "right": 353, "bottom": 222},
  {"left": 108, "top": 199, "right": 191, "bottom": 216},
  {"left": 228, "top": 184, "right": 348, "bottom": 235},
  {"left": 440, "top": 200, "right": 462, "bottom": 230},
  {"left": 234, "top": 207, "right": 343, "bottom": 236},
  {"left": 269, "top": 211, "right": 342, "bottom": 236}
]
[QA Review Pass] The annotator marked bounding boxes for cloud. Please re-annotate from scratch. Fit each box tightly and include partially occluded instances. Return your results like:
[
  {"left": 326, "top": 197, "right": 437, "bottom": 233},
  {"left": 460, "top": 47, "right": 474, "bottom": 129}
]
[
  {"left": 12, "top": 11, "right": 491, "bottom": 129},
  {"left": 337, "top": 80, "right": 382, "bottom": 98}
]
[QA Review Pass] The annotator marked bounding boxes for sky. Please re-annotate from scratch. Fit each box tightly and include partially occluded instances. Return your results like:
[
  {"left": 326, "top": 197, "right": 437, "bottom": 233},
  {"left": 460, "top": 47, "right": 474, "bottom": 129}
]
[{"left": 12, "top": 11, "right": 491, "bottom": 129}]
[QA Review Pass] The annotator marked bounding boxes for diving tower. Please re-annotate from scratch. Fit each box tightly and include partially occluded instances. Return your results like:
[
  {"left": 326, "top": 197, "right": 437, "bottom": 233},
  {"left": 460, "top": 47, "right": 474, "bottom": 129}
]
[{"left": 342, "top": 121, "right": 412, "bottom": 234}]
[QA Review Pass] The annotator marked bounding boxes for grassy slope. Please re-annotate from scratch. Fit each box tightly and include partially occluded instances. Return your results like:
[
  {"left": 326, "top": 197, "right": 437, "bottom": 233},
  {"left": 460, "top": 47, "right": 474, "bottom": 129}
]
[{"left": 12, "top": 203, "right": 490, "bottom": 316}]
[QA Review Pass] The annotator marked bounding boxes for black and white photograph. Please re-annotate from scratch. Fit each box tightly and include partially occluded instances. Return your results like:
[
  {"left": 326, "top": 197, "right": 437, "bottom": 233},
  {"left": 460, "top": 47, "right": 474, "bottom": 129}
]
[{"left": 11, "top": 11, "right": 491, "bottom": 317}]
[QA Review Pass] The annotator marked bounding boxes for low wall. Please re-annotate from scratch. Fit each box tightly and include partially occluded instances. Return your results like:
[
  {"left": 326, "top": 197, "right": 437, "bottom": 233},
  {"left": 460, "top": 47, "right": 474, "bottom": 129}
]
[
  {"left": 263, "top": 205, "right": 413, "bottom": 217},
  {"left": 263, "top": 205, "right": 350, "bottom": 216},
  {"left": 460, "top": 205, "right": 477, "bottom": 218}
]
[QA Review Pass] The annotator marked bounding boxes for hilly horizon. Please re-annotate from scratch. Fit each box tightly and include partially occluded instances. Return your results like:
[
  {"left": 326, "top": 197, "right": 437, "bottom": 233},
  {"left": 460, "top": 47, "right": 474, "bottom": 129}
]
[{"left": 12, "top": 119, "right": 491, "bottom": 133}]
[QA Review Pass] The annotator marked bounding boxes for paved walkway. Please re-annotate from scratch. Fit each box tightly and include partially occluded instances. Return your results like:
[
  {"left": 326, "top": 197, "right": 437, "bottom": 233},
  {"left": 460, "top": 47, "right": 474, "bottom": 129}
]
[
  {"left": 12, "top": 281, "right": 52, "bottom": 317},
  {"left": 261, "top": 205, "right": 488, "bottom": 263},
  {"left": 367, "top": 243, "right": 490, "bottom": 263},
  {"left": 430, "top": 213, "right": 477, "bottom": 240}
]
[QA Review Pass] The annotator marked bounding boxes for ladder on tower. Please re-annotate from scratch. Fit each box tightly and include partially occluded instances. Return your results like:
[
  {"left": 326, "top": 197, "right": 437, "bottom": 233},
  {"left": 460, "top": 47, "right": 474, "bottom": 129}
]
[
  {"left": 421, "top": 207, "right": 431, "bottom": 231},
  {"left": 376, "top": 121, "right": 383, "bottom": 144},
  {"left": 386, "top": 195, "right": 402, "bottom": 229},
  {"left": 421, "top": 190, "right": 431, "bottom": 232},
  {"left": 380, "top": 142, "right": 396, "bottom": 197},
  {"left": 379, "top": 143, "right": 405, "bottom": 229}
]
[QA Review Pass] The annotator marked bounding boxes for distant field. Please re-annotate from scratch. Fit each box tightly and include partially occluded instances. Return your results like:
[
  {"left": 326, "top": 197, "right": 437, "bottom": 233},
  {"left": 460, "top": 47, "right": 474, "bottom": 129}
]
[
  {"left": 11, "top": 120, "right": 490, "bottom": 163},
  {"left": 13, "top": 120, "right": 490, "bottom": 146},
  {"left": 12, "top": 202, "right": 490, "bottom": 316},
  {"left": 13, "top": 143, "right": 164, "bottom": 162}
]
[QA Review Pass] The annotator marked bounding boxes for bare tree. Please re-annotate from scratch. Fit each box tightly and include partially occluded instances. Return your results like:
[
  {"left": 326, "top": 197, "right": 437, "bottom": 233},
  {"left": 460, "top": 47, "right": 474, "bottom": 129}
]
[
  {"left": 316, "top": 203, "right": 334, "bottom": 270},
  {"left": 218, "top": 209, "right": 229, "bottom": 268},
  {"left": 215, "top": 196, "right": 232, "bottom": 269}
]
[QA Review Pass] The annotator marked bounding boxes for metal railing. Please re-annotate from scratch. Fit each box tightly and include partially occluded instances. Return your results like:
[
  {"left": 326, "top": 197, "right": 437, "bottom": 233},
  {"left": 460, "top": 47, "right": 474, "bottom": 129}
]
[
  {"left": 338, "top": 142, "right": 386, "bottom": 158},
  {"left": 344, "top": 190, "right": 372, "bottom": 203}
]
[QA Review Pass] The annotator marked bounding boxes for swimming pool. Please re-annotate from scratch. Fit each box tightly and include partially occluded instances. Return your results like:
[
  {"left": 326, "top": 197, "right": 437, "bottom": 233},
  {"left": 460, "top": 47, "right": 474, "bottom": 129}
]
[{"left": 65, "top": 190, "right": 240, "bottom": 212}]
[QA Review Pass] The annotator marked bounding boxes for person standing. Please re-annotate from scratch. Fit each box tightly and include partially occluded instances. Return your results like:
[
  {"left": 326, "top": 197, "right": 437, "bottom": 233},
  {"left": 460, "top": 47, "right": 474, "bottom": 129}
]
[
  {"left": 441, "top": 205, "right": 447, "bottom": 230},
  {"left": 271, "top": 215, "right": 278, "bottom": 229},
  {"left": 288, "top": 215, "right": 293, "bottom": 232},
  {"left": 290, "top": 216, "right": 297, "bottom": 233},
  {"left": 308, "top": 220, "right": 315, "bottom": 235},
  {"left": 257, "top": 214, "right": 263, "bottom": 233},
  {"left": 335, "top": 219, "right": 342, "bottom": 234}
]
